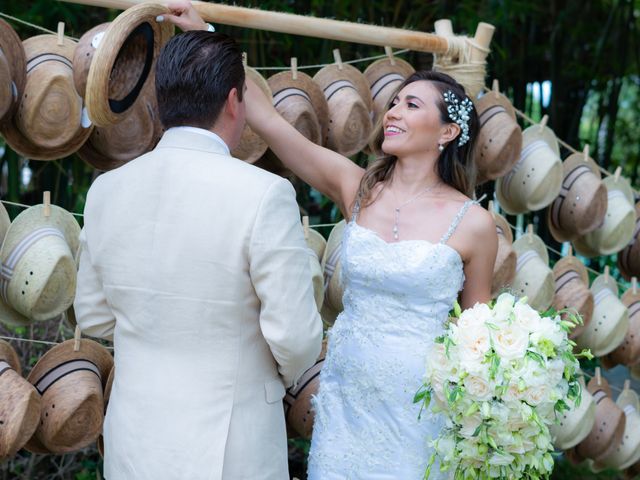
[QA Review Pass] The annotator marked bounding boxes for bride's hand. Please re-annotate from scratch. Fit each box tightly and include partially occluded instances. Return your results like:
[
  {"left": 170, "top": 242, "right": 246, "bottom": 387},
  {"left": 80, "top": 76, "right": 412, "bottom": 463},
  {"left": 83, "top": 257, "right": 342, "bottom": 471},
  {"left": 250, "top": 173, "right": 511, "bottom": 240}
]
[{"left": 158, "top": 1, "right": 208, "bottom": 31}]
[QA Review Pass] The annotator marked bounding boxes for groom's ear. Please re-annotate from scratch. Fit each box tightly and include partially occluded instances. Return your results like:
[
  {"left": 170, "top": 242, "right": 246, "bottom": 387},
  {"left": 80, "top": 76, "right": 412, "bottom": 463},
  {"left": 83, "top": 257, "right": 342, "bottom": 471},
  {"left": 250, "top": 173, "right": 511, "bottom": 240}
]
[{"left": 225, "top": 87, "right": 242, "bottom": 120}]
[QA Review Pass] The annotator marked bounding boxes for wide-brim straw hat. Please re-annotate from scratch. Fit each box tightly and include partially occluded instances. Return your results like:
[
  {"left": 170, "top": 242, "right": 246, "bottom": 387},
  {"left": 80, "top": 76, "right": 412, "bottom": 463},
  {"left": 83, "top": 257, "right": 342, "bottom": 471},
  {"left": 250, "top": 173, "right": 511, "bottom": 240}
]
[
  {"left": 232, "top": 66, "right": 271, "bottom": 163},
  {"left": 363, "top": 56, "right": 414, "bottom": 125},
  {"left": 550, "top": 377, "right": 596, "bottom": 450},
  {"left": 552, "top": 256, "right": 593, "bottom": 339},
  {"left": 309, "top": 255, "right": 324, "bottom": 311},
  {"left": 496, "top": 124, "right": 563, "bottom": 214},
  {"left": 0, "top": 340, "right": 41, "bottom": 461},
  {"left": 75, "top": 23, "right": 163, "bottom": 171},
  {"left": 617, "top": 202, "right": 640, "bottom": 281},
  {"left": 576, "top": 274, "right": 629, "bottom": 357},
  {"left": 602, "top": 288, "right": 640, "bottom": 368},
  {"left": 473, "top": 90, "right": 523, "bottom": 183},
  {"left": 85, "top": 3, "right": 174, "bottom": 127},
  {"left": 305, "top": 228, "right": 327, "bottom": 261},
  {"left": 573, "top": 175, "right": 636, "bottom": 257},
  {"left": 25, "top": 338, "right": 113, "bottom": 454},
  {"left": 0, "top": 19, "right": 26, "bottom": 124},
  {"left": 491, "top": 212, "right": 516, "bottom": 297},
  {"left": 511, "top": 232, "right": 554, "bottom": 311},
  {"left": 313, "top": 63, "right": 373, "bottom": 156},
  {"left": 320, "top": 220, "right": 346, "bottom": 327},
  {"left": 284, "top": 339, "right": 327, "bottom": 439},
  {"left": 267, "top": 70, "right": 329, "bottom": 146},
  {"left": 575, "top": 375, "right": 625, "bottom": 462},
  {"left": 0, "top": 34, "right": 93, "bottom": 160},
  {"left": 593, "top": 387, "right": 640, "bottom": 471},
  {"left": 548, "top": 153, "right": 607, "bottom": 242},
  {"left": 0, "top": 204, "right": 80, "bottom": 327}
]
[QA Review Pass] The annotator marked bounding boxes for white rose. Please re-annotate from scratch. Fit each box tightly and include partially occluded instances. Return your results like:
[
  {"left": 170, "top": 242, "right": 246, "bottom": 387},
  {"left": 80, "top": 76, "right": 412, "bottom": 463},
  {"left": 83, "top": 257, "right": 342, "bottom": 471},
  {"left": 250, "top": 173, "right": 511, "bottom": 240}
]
[
  {"left": 503, "top": 383, "right": 524, "bottom": 403},
  {"left": 457, "top": 323, "right": 491, "bottom": 360},
  {"left": 464, "top": 375, "right": 493, "bottom": 401},
  {"left": 511, "top": 357, "right": 548, "bottom": 387},
  {"left": 493, "top": 293, "right": 515, "bottom": 323},
  {"left": 493, "top": 324, "right": 530, "bottom": 361},
  {"left": 523, "top": 384, "right": 551, "bottom": 406},
  {"left": 513, "top": 302, "right": 542, "bottom": 331},
  {"left": 459, "top": 302, "right": 493, "bottom": 328},
  {"left": 531, "top": 317, "right": 565, "bottom": 347}
]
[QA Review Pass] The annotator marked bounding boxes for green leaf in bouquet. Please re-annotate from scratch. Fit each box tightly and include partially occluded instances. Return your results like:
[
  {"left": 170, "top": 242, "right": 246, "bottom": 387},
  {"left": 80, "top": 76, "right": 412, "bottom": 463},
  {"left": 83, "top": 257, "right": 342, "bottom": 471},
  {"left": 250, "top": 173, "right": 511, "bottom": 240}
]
[
  {"left": 444, "top": 336, "right": 456, "bottom": 358},
  {"left": 484, "top": 321, "right": 499, "bottom": 330},
  {"left": 453, "top": 301, "right": 462, "bottom": 318},
  {"left": 537, "top": 339, "right": 556, "bottom": 358},
  {"left": 526, "top": 350, "right": 546, "bottom": 366},
  {"left": 574, "top": 348, "right": 594, "bottom": 360},
  {"left": 423, "top": 451, "right": 436, "bottom": 480},
  {"left": 489, "top": 353, "right": 500, "bottom": 380},
  {"left": 435, "top": 335, "right": 445, "bottom": 344},
  {"left": 465, "top": 401, "right": 479, "bottom": 416},
  {"left": 554, "top": 398, "right": 569, "bottom": 414}
]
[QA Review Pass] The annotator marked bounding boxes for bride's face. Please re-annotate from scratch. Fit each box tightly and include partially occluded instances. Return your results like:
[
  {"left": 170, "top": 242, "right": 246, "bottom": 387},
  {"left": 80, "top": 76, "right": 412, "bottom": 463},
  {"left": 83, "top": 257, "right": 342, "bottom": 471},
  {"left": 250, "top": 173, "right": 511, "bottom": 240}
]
[{"left": 381, "top": 81, "right": 448, "bottom": 159}]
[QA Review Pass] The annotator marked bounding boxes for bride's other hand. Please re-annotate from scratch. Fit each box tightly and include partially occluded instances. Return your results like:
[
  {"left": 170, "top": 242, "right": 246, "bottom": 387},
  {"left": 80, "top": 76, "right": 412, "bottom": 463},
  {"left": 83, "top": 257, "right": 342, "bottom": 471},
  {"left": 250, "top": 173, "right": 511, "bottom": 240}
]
[
  {"left": 158, "top": 1, "right": 208, "bottom": 31},
  {"left": 244, "top": 78, "right": 278, "bottom": 132}
]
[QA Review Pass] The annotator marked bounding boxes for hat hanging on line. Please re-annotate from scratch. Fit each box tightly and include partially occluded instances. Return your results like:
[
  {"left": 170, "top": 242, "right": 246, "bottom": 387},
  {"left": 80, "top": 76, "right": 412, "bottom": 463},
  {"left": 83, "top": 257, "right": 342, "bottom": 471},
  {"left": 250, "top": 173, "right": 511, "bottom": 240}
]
[
  {"left": 489, "top": 207, "right": 516, "bottom": 297},
  {"left": 0, "top": 18, "right": 26, "bottom": 125},
  {"left": 495, "top": 116, "right": 563, "bottom": 215},
  {"left": 0, "top": 32, "right": 93, "bottom": 160},
  {"left": 320, "top": 220, "right": 346, "bottom": 328},
  {"left": 0, "top": 197, "right": 80, "bottom": 327},
  {"left": 472, "top": 80, "right": 523, "bottom": 184},
  {"left": 74, "top": 22, "right": 164, "bottom": 171},
  {"left": 575, "top": 269, "right": 629, "bottom": 357},
  {"left": 510, "top": 226, "right": 555, "bottom": 311},
  {"left": 97, "top": 365, "right": 114, "bottom": 458},
  {"left": 85, "top": 3, "right": 174, "bottom": 127},
  {"left": 601, "top": 283, "right": 640, "bottom": 369},
  {"left": 0, "top": 340, "right": 41, "bottom": 461},
  {"left": 617, "top": 202, "right": 640, "bottom": 281},
  {"left": 547, "top": 147, "right": 608, "bottom": 243},
  {"left": 313, "top": 51, "right": 373, "bottom": 157},
  {"left": 25, "top": 333, "right": 113, "bottom": 454},
  {"left": 549, "top": 376, "right": 595, "bottom": 450},
  {"left": 551, "top": 252, "right": 593, "bottom": 340}
]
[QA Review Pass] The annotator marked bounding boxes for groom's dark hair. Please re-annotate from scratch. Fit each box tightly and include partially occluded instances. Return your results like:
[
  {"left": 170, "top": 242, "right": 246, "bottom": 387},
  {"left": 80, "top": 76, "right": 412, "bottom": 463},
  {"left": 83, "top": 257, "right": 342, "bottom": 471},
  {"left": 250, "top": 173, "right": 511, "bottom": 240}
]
[{"left": 155, "top": 31, "right": 245, "bottom": 130}]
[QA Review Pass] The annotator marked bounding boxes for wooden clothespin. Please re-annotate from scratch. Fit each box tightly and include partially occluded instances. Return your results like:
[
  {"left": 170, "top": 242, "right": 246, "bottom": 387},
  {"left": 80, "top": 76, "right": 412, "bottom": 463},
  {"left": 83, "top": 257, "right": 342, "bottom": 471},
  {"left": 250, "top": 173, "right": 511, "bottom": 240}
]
[
  {"left": 290, "top": 57, "right": 298, "bottom": 80},
  {"left": 333, "top": 49, "right": 343, "bottom": 70},
  {"left": 624, "top": 379, "right": 631, "bottom": 391},
  {"left": 241, "top": 52, "right": 247, "bottom": 67},
  {"left": 57, "top": 22, "right": 65, "bottom": 46},
  {"left": 492, "top": 79, "right": 500, "bottom": 99},
  {"left": 595, "top": 367, "right": 602, "bottom": 386},
  {"left": 384, "top": 46, "right": 396, "bottom": 66},
  {"left": 43, "top": 191, "right": 51, "bottom": 218},
  {"left": 539, "top": 114, "right": 549, "bottom": 132},
  {"left": 302, "top": 216, "right": 309, "bottom": 240},
  {"left": 614, "top": 166, "right": 622, "bottom": 182},
  {"left": 583, "top": 144, "right": 590, "bottom": 162},
  {"left": 604, "top": 265, "right": 610, "bottom": 282},
  {"left": 73, "top": 325, "right": 82, "bottom": 352},
  {"left": 527, "top": 224, "right": 534, "bottom": 243},
  {"left": 567, "top": 243, "right": 573, "bottom": 257},
  {"left": 632, "top": 276, "right": 637, "bottom": 295}
]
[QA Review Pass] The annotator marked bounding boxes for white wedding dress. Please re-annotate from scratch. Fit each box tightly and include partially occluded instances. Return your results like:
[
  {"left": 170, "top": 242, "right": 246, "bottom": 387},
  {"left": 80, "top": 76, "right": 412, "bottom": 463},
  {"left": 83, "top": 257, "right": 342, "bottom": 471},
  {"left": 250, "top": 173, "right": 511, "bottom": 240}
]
[{"left": 307, "top": 199, "right": 476, "bottom": 480}]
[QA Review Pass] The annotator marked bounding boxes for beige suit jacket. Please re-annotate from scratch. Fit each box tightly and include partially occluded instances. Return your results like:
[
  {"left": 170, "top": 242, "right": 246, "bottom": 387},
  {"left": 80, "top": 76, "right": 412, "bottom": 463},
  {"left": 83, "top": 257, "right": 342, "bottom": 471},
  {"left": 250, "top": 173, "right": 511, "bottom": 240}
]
[{"left": 74, "top": 128, "right": 323, "bottom": 480}]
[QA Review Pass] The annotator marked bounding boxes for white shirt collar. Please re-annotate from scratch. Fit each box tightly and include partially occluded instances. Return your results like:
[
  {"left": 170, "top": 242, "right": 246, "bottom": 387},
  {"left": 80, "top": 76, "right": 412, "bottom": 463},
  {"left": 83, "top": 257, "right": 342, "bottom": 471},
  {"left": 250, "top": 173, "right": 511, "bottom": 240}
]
[{"left": 167, "top": 126, "right": 230, "bottom": 156}]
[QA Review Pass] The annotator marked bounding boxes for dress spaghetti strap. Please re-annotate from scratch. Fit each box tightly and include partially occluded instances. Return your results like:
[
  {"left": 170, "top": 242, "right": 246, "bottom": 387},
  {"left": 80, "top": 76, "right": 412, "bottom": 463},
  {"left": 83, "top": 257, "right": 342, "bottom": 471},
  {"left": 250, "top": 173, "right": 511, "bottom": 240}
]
[{"left": 439, "top": 199, "right": 478, "bottom": 244}]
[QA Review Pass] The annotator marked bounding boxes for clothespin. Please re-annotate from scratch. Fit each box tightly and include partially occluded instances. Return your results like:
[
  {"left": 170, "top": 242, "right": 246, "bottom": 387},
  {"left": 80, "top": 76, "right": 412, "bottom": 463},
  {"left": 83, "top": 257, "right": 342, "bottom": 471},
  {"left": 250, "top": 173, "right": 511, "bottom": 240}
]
[
  {"left": 583, "top": 144, "right": 590, "bottom": 162},
  {"left": 614, "top": 166, "right": 622, "bottom": 182},
  {"left": 57, "top": 22, "right": 65, "bottom": 46},
  {"left": 73, "top": 325, "right": 82, "bottom": 352},
  {"left": 290, "top": 57, "right": 298, "bottom": 81},
  {"left": 539, "top": 114, "right": 549, "bottom": 132},
  {"left": 241, "top": 52, "right": 247, "bottom": 67},
  {"left": 43, "top": 191, "right": 51, "bottom": 218},
  {"left": 488, "top": 200, "right": 496, "bottom": 219},
  {"left": 624, "top": 379, "right": 631, "bottom": 391},
  {"left": 567, "top": 243, "right": 573, "bottom": 257},
  {"left": 302, "top": 216, "right": 309, "bottom": 240},
  {"left": 333, "top": 49, "right": 343, "bottom": 70},
  {"left": 492, "top": 79, "right": 500, "bottom": 99},
  {"left": 384, "top": 46, "right": 396, "bottom": 66},
  {"left": 596, "top": 367, "right": 602, "bottom": 386},
  {"left": 604, "top": 265, "right": 610, "bottom": 282},
  {"left": 632, "top": 276, "right": 637, "bottom": 295},
  {"left": 527, "top": 224, "right": 533, "bottom": 243}
]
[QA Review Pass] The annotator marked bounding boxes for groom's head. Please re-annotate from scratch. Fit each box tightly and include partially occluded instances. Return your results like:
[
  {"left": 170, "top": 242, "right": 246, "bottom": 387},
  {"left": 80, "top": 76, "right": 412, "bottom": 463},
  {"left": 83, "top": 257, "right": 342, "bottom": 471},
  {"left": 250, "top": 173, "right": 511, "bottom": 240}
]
[{"left": 155, "top": 31, "right": 246, "bottom": 146}]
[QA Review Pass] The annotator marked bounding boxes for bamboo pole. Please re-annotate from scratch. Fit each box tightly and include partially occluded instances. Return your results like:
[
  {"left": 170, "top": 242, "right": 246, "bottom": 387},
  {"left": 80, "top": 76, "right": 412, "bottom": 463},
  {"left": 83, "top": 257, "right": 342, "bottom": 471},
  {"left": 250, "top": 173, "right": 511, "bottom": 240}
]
[{"left": 56, "top": 0, "right": 479, "bottom": 54}]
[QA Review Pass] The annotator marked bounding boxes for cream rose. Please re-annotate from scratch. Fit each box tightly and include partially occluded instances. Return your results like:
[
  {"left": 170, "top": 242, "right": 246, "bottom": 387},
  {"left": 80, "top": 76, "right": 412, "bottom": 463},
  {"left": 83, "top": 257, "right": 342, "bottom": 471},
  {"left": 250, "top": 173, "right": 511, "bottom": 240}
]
[
  {"left": 464, "top": 375, "right": 493, "bottom": 401},
  {"left": 493, "top": 324, "right": 529, "bottom": 361}
]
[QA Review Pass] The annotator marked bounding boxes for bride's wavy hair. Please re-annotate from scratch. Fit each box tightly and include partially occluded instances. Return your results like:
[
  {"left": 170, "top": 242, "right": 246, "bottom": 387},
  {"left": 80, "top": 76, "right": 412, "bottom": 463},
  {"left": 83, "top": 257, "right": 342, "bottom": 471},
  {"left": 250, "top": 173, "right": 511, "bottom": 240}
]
[{"left": 357, "top": 71, "right": 479, "bottom": 207}]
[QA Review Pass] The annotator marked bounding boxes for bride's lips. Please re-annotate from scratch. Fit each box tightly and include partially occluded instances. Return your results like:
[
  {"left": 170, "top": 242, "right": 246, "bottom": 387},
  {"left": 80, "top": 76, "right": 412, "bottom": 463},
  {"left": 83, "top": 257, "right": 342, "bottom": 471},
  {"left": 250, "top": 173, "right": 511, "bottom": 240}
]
[{"left": 384, "top": 125, "right": 405, "bottom": 136}]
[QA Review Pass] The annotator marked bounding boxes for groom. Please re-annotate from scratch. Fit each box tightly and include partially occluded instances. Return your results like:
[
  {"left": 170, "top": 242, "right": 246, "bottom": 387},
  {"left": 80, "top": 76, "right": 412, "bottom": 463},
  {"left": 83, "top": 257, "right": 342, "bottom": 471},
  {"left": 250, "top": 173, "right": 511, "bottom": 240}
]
[{"left": 74, "top": 23, "right": 323, "bottom": 480}]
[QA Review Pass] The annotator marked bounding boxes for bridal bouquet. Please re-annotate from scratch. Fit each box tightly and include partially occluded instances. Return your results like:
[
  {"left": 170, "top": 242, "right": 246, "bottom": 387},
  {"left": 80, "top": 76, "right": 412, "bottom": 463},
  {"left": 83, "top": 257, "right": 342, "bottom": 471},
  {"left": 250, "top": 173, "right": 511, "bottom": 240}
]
[{"left": 414, "top": 293, "right": 592, "bottom": 480}]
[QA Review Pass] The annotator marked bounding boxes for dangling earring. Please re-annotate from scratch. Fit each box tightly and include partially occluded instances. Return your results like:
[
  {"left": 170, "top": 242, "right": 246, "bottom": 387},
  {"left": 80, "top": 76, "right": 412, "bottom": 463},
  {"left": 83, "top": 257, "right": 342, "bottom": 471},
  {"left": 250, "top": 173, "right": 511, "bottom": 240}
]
[{"left": 438, "top": 144, "right": 444, "bottom": 152}]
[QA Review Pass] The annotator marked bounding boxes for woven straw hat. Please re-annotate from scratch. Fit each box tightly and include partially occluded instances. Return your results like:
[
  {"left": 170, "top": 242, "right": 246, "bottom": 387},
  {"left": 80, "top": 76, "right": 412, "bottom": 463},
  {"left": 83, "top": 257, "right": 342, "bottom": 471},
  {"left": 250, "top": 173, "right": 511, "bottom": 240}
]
[
  {"left": 550, "top": 376, "right": 595, "bottom": 450},
  {"left": 593, "top": 386, "right": 640, "bottom": 471},
  {"left": 573, "top": 175, "right": 635, "bottom": 257},
  {"left": 575, "top": 274, "right": 629, "bottom": 357},
  {"left": 0, "top": 204, "right": 80, "bottom": 327},
  {"left": 284, "top": 338, "right": 327, "bottom": 439},
  {"left": 25, "top": 338, "right": 113, "bottom": 454},
  {"left": 511, "top": 232, "right": 554, "bottom": 311},
  {"left": 309, "top": 255, "right": 324, "bottom": 311},
  {"left": 0, "top": 340, "right": 41, "bottom": 461},
  {"left": 495, "top": 123, "right": 563, "bottom": 214},
  {"left": 320, "top": 220, "right": 346, "bottom": 327},
  {"left": 232, "top": 66, "right": 271, "bottom": 163},
  {"left": 617, "top": 202, "right": 640, "bottom": 281},
  {"left": 97, "top": 365, "right": 114, "bottom": 458},
  {"left": 305, "top": 228, "right": 327, "bottom": 261},
  {"left": 363, "top": 57, "right": 414, "bottom": 125},
  {"left": 313, "top": 63, "right": 373, "bottom": 156},
  {"left": 0, "top": 19, "right": 26, "bottom": 124},
  {"left": 473, "top": 90, "right": 523, "bottom": 183},
  {"left": 548, "top": 153, "right": 608, "bottom": 242},
  {"left": 552, "top": 256, "right": 593, "bottom": 339},
  {"left": 602, "top": 287, "right": 640, "bottom": 368},
  {"left": 0, "top": 34, "right": 93, "bottom": 160},
  {"left": 267, "top": 70, "right": 329, "bottom": 146},
  {"left": 575, "top": 374, "right": 625, "bottom": 462},
  {"left": 74, "top": 23, "right": 163, "bottom": 171},
  {"left": 85, "top": 3, "right": 173, "bottom": 127},
  {"left": 491, "top": 212, "right": 516, "bottom": 297}
]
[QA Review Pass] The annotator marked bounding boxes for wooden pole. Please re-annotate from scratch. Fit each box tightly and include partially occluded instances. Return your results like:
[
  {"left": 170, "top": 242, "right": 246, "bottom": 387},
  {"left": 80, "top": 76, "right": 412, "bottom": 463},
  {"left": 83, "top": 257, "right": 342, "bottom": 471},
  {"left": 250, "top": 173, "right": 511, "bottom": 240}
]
[{"left": 57, "top": 0, "right": 458, "bottom": 54}]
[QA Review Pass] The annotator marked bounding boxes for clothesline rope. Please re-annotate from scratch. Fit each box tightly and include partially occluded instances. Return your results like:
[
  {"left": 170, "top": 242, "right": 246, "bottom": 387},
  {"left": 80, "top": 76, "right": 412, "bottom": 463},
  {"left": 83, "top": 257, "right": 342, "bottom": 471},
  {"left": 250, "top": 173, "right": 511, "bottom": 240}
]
[
  {"left": 0, "top": 12, "right": 79, "bottom": 40},
  {"left": 0, "top": 334, "right": 114, "bottom": 350}
]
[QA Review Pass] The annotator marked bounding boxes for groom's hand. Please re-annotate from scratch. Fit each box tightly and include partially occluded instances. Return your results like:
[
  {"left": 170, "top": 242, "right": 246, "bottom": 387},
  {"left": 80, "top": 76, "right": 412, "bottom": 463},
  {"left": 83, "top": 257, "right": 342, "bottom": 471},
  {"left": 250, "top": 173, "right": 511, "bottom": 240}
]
[{"left": 158, "top": 1, "right": 209, "bottom": 31}]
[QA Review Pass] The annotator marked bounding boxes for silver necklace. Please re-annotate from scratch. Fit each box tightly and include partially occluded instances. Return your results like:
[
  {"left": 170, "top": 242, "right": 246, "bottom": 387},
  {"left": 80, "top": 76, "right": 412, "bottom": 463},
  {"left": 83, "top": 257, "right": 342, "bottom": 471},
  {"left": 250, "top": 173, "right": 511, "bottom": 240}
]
[{"left": 392, "top": 183, "right": 439, "bottom": 240}]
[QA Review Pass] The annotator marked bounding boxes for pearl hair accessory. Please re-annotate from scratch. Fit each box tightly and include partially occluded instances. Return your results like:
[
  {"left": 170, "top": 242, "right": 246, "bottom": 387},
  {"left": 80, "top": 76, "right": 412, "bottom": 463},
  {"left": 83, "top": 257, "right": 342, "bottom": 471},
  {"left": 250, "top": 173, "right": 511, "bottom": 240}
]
[{"left": 443, "top": 90, "right": 473, "bottom": 147}]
